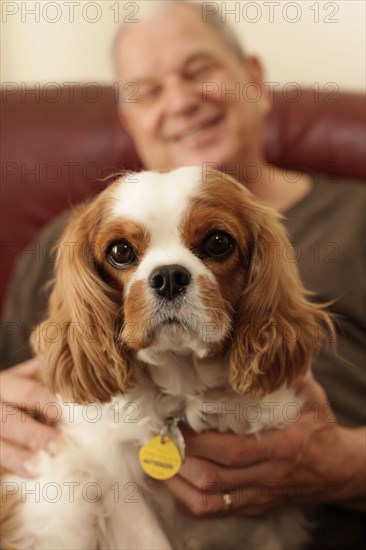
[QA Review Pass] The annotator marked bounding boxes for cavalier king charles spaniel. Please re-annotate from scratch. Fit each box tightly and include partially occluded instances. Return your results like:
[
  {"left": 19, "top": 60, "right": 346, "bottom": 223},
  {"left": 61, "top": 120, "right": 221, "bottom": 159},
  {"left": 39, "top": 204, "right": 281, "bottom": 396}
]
[{"left": 1, "top": 167, "right": 332, "bottom": 549}]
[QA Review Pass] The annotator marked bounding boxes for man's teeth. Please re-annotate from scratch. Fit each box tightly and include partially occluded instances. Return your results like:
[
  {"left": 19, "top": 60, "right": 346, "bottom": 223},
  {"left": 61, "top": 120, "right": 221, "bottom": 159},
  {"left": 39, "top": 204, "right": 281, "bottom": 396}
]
[{"left": 180, "top": 120, "right": 215, "bottom": 138}]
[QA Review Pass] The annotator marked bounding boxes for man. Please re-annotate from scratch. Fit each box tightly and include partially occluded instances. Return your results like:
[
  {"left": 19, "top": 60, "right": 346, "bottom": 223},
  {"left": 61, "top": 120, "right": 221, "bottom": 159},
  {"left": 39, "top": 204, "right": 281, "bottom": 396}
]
[{"left": 1, "top": 1, "right": 365, "bottom": 546}]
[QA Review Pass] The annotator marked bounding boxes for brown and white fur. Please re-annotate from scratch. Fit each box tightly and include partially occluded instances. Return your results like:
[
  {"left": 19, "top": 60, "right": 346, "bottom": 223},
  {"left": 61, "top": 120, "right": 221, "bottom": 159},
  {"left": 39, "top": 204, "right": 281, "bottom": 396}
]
[{"left": 1, "top": 167, "right": 332, "bottom": 549}]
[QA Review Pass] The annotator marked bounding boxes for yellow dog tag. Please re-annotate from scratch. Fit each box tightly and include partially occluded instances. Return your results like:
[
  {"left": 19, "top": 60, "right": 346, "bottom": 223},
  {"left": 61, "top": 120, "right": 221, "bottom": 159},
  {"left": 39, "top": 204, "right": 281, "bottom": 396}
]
[{"left": 139, "top": 435, "right": 182, "bottom": 480}]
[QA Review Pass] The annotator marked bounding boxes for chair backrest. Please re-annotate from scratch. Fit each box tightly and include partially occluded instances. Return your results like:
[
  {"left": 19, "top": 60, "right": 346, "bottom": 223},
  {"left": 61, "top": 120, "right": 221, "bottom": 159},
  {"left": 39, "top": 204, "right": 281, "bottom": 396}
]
[{"left": 1, "top": 85, "right": 365, "bottom": 312}]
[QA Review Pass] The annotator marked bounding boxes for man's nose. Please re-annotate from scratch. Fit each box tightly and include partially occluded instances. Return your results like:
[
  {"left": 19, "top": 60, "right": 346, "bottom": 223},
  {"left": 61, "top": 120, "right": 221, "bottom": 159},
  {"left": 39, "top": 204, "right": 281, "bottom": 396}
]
[
  {"left": 149, "top": 265, "right": 191, "bottom": 301},
  {"left": 164, "top": 77, "right": 201, "bottom": 115}
]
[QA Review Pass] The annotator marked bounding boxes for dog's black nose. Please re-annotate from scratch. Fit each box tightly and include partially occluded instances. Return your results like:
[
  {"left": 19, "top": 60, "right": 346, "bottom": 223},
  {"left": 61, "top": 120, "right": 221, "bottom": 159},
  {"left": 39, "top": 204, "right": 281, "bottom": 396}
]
[{"left": 149, "top": 265, "right": 191, "bottom": 301}]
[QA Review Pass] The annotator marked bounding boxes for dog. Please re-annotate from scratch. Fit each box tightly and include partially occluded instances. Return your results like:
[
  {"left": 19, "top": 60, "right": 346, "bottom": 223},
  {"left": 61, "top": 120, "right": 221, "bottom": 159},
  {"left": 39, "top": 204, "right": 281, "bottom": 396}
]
[{"left": 1, "top": 167, "right": 332, "bottom": 549}]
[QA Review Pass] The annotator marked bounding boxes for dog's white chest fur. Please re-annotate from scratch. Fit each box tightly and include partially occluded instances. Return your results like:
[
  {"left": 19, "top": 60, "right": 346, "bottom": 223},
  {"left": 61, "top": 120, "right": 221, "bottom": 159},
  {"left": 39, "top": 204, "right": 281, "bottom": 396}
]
[{"left": 5, "top": 351, "right": 308, "bottom": 550}]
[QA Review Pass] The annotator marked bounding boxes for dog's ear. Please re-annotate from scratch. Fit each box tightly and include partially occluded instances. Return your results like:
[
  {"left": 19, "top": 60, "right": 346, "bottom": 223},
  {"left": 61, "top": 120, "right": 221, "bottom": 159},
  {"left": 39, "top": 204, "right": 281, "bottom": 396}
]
[
  {"left": 229, "top": 198, "right": 333, "bottom": 399},
  {"left": 31, "top": 203, "right": 134, "bottom": 403}
]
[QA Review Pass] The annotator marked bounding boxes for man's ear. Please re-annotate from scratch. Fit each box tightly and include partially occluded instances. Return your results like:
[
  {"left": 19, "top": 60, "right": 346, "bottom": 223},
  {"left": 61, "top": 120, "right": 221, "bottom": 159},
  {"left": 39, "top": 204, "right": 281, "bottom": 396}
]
[
  {"left": 243, "top": 56, "right": 270, "bottom": 115},
  {"left": 244, "top": 56, "right": 265, "bottom": 84},
  {"left": 118, "top": 106, "right": 132, "bottom": 134}
]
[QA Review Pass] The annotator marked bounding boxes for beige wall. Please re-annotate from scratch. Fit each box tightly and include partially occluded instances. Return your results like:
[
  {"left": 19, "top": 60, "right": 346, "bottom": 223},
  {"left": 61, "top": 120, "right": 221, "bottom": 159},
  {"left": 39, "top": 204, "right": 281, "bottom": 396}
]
[{"left": 1, "top": 0, "right": 365, "bottom": 91}]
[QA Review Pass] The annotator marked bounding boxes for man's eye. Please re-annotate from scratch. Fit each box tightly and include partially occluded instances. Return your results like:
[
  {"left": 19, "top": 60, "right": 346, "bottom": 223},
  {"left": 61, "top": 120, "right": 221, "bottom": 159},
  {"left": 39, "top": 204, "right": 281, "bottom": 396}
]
[
  {"left": 186, "top": 64, "right": 215, "bottom": 80},
  {"left": 200, "top": 232, "right": 235, "bottom": 260},
  {"left": 137, "top": 87, "right": 160, "bottom": 102},
  {"left": 107, "top": 241, "right": 136, "bottom": 268}
]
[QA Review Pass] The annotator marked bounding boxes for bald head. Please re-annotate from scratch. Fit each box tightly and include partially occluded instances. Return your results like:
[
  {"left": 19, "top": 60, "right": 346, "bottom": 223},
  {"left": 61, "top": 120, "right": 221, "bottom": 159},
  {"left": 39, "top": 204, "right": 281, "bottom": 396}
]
[{"left": 113, "top": 0, "right": 245, "bottom": 82}]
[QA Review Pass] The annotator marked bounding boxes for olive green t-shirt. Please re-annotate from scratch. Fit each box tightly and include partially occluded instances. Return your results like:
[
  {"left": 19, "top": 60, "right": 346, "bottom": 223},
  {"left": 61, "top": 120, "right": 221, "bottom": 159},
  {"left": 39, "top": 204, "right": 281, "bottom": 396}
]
[{"left": 283, "top": 176, "right": 366, "bottom": 427}]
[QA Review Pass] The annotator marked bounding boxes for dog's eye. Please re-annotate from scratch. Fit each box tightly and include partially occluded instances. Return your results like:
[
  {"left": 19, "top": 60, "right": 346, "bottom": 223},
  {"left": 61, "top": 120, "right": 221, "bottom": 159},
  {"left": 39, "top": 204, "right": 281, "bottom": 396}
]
[
  {"left": 201, "top": 232, "right": 234, "bottom": 260},
  {"left": 107, "top": 241, "right": 136, "bottom": 268}
]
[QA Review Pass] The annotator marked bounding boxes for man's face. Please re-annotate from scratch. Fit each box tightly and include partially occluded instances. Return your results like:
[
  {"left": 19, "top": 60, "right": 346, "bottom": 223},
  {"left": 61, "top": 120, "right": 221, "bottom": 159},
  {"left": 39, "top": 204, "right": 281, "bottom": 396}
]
[{"left": 116, "top": 5, "right": 269, "bottom": 171}]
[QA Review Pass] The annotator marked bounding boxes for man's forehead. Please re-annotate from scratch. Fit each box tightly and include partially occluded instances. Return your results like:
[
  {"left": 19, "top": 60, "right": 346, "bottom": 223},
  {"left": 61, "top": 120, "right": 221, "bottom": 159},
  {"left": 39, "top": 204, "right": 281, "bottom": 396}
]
[{"left": 115, "top": 4, "right": 226, "bottom": 80}]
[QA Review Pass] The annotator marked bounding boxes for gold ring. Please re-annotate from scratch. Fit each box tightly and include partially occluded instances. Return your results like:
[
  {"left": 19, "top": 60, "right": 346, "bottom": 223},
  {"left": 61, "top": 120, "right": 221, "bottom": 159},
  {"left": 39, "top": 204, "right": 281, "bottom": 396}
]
[{"left": 222, "top": 492, "right": 232, "bottom": 513}]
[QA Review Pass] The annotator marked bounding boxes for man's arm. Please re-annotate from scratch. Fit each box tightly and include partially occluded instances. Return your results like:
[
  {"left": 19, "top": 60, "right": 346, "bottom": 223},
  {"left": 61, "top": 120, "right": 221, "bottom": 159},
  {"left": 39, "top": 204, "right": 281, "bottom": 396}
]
[
  {"left": 1, "top": 211, "right": 70, "bottom": 370},
  {"left": 0, "top": 213, "right": 69, "bottom": 475},
  {"left": 0, "top": 358, "right": 59, "bottom": 477}
]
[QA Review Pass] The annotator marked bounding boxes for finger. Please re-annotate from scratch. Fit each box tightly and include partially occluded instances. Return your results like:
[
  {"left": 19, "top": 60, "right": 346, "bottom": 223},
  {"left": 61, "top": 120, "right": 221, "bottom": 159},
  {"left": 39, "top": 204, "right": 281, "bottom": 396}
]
[
  {"left": 178, "top": 457, "right": 329, "bottom": 507},
  {"left": 0, "top": 439, "right": 37, "bottom": 478},
  {"left": 181, "top": 428, "right": 280, "bottom": 467},
  {"left": 1, "top": 408, "right": 58, "bottom": 452},
  {"left": 163, "top": 475, "right": 272, "bottom": 518},
  {"left": 162, "top": 475, "right": 226, "bottom": 518},
  {"left": 178, "top": 456, "right": 292, "bottom": 491},
  {"left": 184, "top": 423, "right": 307, "bottom": 467},
  {"left": 1, "top": 376, "right": 60, "bottom": 423},
  {"left": 8, "top": 357, "right": 43, "bottom": 378},
  {"left": 293, "top": 375, "right": 329, "bottom": 409},
  {"left": 233, "top": 483, "right": 326, "bottom": 512}
]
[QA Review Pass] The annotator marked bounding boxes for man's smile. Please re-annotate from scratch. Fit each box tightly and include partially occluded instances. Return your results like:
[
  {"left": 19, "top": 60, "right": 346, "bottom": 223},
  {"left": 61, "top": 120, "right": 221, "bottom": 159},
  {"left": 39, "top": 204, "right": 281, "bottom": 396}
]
[{"left": 167, "top": 114, "right": 225, "bottom": 144}]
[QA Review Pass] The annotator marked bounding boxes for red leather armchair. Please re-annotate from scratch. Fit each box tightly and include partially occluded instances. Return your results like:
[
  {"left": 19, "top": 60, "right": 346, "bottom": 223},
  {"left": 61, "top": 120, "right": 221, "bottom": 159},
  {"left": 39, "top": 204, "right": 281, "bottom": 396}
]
[{"left": 1, "top": 85, "right": 365, "bottom": 313}]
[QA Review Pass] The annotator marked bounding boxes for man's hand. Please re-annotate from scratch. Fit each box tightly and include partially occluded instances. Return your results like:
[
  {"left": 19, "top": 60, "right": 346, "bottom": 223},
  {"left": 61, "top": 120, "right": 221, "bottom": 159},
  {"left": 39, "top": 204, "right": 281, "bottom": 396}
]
[
  {"left": 0, "top": 358, "right": 59, "bottom": 477},
  {"left": 163, "top": 377, "right": 366, "bottom": 517}
]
